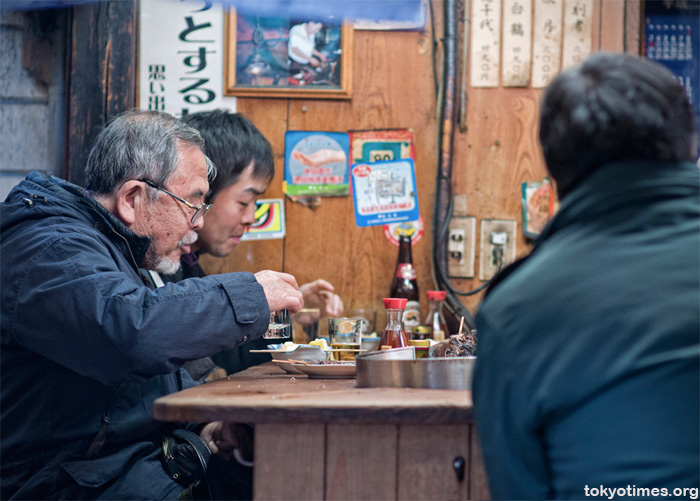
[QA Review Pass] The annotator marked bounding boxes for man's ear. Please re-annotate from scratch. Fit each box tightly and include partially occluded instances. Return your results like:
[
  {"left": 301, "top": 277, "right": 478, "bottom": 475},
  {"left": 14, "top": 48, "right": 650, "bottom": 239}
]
[{"left": 115, "top": 180, "right": 147, "bottom": 226}]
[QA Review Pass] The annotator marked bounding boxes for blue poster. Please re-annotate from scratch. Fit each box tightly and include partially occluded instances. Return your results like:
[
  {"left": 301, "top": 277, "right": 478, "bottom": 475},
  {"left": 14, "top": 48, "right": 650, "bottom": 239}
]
[
  {"left": 284, "top": 131, "right": 350, "bottom": 197},
  {"left": 351, "top": 159, "right": 420, "bottom": 227}
]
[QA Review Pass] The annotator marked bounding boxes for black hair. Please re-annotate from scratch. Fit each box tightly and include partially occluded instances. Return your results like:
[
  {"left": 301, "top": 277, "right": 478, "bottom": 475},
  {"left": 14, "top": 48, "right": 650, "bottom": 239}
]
[
  {"left": 539, "top": 52, "right": 698, "bottom": 199},
  {"left": 181, "top": 109, "right": 274, "bottom": 203}
]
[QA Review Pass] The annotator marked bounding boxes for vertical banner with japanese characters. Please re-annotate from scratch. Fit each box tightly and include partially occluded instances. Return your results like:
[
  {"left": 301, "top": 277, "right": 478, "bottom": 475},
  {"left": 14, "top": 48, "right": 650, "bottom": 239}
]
[
  {"left": 139, "top": 0, "right": 234, "bottom": 116},
  {"left": 644, "top": 2, "right": 699, "bottom": 157},
  {"left": 561, "top": 0, "right": 593, "bottom": 70},
  {"left": 502, "top": 0, "right": 533, "bottom": 87},
  {"left": 471, "top": 0, "right": 502, "bottom": 87},
  {"left": 532, "top": 0, "right": 563, "bottom": 88}
]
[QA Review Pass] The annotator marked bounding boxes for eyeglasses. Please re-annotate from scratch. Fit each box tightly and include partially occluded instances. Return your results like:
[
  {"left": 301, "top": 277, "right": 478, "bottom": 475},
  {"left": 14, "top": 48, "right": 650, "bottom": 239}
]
[{"left": 138, "top": 179, "right": 211, "bottom": 224}]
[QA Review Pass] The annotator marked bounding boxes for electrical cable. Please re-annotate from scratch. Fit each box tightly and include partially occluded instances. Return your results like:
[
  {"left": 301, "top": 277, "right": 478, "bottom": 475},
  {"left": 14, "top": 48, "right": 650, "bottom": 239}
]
[
  {"left": 434, "top": 181, "right": 502, "bottom": 297},
  {"left": 429, "top": 0, "right": 507, "bottom": 331},
  {"left": 428, "top": 0, "right": 439, "bottom": 99},
  {"left": 431, "top": 0, "right": 478, "bottom": 330}
]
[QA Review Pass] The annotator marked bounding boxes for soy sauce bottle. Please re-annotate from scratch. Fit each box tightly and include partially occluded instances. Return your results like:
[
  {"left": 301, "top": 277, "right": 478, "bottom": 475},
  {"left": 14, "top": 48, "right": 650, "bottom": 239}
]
[
  {"left": 379, "top": 298, "right": 410, "bottom": 350},
  {"left": 389, "top": 234, "right": 421, "bottom": 335},
  {"left": 424, "top": 290, "right": 448, "bottom": 341}
]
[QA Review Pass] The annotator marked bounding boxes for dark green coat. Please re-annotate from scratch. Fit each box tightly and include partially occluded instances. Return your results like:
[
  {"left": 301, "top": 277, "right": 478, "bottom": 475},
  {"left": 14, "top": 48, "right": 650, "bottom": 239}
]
[{"left": 473, "top": 161, "right": 700, "bottom": 499}]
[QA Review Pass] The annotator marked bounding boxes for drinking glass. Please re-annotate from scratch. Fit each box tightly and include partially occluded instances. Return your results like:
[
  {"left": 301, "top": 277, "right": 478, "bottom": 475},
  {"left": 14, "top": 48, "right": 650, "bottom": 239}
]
[
  {"left": 328, "top": 317, "right": 364, "bottom": 361},
  {"left": 292, "top": 308, "right": 320, "bottom": 344},
  {"left": 263, "top": 309, "right": 291, "bottom": 339},
  {"left": 347, "top": 308, "right": 377, "bottom": 335}
]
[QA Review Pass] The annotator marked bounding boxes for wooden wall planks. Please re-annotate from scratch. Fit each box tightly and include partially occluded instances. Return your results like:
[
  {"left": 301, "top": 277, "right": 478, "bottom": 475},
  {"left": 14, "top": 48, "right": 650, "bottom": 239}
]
[
  {"left": 201, "top": 0, "right": 633, "bottom": 322},
  {"left": 201, "top": 26, "right": 440, "bottom": 323}
]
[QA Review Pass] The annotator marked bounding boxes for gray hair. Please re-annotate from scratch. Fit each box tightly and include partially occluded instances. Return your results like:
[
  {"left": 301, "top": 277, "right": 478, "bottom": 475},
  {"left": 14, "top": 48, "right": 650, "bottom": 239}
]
[{"left": 84, "top": 109, "right": 216, "bottom": 195}]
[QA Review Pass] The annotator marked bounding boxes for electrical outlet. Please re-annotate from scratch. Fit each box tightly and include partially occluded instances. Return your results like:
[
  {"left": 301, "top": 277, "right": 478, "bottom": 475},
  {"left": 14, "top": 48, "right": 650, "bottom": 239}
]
[
  {"left": 479, "top": 219, "right": 517, "bottom": 281},
  {"left": 448, "top": 216, "right": 476, "bottom": 278}
]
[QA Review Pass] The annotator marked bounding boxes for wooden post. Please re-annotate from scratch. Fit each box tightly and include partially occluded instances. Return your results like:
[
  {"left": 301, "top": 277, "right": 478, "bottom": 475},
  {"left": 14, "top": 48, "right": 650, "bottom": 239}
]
[{"left": 65, "top": 0, "right": 137, "bottom": 186}]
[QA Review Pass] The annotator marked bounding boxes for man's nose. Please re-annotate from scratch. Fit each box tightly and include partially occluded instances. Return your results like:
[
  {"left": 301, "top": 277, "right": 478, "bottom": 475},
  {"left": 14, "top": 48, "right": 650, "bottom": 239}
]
[
  {"left": 241, "top": 203, "right": 257, "bottom": 225},
  {"left": 191, "top": 213, "right": 205, "bottom": 231}
]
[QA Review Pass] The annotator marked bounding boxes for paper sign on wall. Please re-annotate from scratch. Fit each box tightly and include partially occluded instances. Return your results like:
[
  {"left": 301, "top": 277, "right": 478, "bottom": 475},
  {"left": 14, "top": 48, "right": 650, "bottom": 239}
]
[
  {"left": 284, "top": 131, "right": 350, "bottom": 197},
  {"left": 349, "top": 129, "right": 415, "bottom": 164},
  {"left": 138, "top": 0, "right": 236, "bottom": 116},
  {"left": 561, "top": 0, "right": 593, "bottom": 70},
  {"left": 532, "top": 0, "right": 564, "bottom": 88},
  {"left": 241, "top": 198, "right": 286, "bottom": 241},
  {"left": 349, "top": 130, "right": 421, "bottom": 238},
  {"left": 351, "top": 159, "right": 420, "bottom": 227},
  {"left": 521, "top": 179, "right": 554, "bottom": 239},
  {"left": 383, "top": 215, "right": 425, "bottom": 246}
]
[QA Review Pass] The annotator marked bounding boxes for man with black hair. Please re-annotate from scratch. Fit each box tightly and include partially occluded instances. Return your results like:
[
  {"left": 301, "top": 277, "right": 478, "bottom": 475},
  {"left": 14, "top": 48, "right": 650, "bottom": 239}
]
[
  {"left": 152, "top": 109, "right": 342, "bottom": 380},
  {"left": 472, "top": 52, "right": 699, "bottom": 499}
]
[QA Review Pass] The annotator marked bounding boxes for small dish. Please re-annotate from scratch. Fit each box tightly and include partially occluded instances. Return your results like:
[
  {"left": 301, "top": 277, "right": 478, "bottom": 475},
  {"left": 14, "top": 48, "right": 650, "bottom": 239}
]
[
  {"left": 293, "top": 363, "right": 356, "bottom": 379},
  {"left": 360, "top": 336, "right": 380, "bottom": 352}
]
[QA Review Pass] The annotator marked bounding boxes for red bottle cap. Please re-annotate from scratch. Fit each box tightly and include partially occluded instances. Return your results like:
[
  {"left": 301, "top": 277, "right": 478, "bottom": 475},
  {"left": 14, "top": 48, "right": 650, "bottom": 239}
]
[
  {"left": 383, "top": 298, "right": 408, "bottom": 309},
  {"left": 426, "top": 290, "right": 447, "bottom": 301}
]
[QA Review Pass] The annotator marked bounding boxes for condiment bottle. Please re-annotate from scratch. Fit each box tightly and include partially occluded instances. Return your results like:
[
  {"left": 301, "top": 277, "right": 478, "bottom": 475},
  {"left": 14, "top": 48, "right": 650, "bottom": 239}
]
[
  {"left": 411, "top": 326, "right": 431, "bottom": 341},
  {"left": 389, "top": 234, "right": 421, "bottom": 335},
  {"left": 424, "top": 290, "right": 448, "bottom": 341},
  {"left": 378, "top": 298, "right": 409, "bottom": 350},
  {"left": 409, "top": 339, "right": 431, "bottom": 358}
]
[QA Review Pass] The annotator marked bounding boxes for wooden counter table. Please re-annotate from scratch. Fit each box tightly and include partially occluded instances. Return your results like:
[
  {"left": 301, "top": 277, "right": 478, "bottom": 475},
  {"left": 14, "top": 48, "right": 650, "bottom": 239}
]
[{"left": 154, "top": 363, "right": 490, "bottom": 500}]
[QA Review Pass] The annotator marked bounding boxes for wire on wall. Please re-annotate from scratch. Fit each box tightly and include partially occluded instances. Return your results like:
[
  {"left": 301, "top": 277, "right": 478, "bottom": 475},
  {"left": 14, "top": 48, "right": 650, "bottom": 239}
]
[{"left": 431, "top": 0, "right": 502, "bottom": 331}]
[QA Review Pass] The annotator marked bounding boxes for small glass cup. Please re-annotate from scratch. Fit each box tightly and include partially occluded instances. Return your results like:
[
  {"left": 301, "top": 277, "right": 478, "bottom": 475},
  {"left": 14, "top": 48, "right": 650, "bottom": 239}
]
[
  {"left": 347, "top": 308, "right": 377, "bottom": 335},
  {"left": 328, "top": 317, "right": 364, "bottom": 361},
  {"left": 263, "top": 309, "right": 291, "bottom": 339},
  {"left": 292, "top": 308, "right": 321, "bottom": 344}
]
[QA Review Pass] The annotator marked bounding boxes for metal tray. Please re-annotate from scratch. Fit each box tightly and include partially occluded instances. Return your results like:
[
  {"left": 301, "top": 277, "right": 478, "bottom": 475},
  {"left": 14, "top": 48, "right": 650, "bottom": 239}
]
[{"left": 355, "top": 356, "right": 476, "bottom": 390}]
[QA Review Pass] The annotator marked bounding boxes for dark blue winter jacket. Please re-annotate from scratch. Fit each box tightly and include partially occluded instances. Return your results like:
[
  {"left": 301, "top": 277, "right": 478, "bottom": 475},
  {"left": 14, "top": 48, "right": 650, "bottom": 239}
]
[{"left": 0, "top": 171, "right": 269, "bottom": 499}]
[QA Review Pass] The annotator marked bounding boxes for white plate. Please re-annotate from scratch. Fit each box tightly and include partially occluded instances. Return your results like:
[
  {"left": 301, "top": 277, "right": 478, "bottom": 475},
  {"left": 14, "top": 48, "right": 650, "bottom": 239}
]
[
  {"left": 293, "top": 363, "right": 356, "bottom": 379},
  {"left": 271, "top": 360, "right": 305, "bottom": 374},
  {"left": 250, "top": 344, "right": 329, "bottom": 362}
]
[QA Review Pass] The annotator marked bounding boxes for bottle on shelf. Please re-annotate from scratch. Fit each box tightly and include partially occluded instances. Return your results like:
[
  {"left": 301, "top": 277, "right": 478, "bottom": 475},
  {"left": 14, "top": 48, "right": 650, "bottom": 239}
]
[
  {"left": 389, "top": 233, "right": 421, "bottom": 336},
  {"left": 424, "top": 290, "right": 448, "bottom": 341},
  {"left": 378, "top": 298, "right": 410, "bottom": 350}
]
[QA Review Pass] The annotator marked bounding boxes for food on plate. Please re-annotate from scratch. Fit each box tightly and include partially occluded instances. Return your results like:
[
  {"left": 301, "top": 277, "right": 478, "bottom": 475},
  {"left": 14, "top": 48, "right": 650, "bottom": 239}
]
[
  {"left": 306, "top": 360, "right": 355, "bottom": 365},
  {"left": 308, "top": 338, "right": 329, "bottom": 350},
  {"left": 428, "top": 331, "right": 477, "bottom": 357}
]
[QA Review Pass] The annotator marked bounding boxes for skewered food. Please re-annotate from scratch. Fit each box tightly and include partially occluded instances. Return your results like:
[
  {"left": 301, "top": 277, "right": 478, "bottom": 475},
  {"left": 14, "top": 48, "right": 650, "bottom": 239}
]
[{"left": 428, "top": 331, "right": 477, "bottom": 358}]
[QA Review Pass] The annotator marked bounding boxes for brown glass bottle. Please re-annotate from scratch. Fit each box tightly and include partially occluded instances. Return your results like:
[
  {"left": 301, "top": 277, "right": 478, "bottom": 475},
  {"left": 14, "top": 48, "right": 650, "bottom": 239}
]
[{"left": 390, "top": 234, "right": 421, "bottom": 334}]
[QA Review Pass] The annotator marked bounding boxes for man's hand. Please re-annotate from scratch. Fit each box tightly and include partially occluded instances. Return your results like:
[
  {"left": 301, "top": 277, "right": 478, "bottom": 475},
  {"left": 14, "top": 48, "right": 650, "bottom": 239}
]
[
  {"left": 254, "top": 270, "right": 304, "bottom": 315},
  {"left": 300, "top": 279, "right": 343, "bottom": 317},
  {"left": 199, "top": 421, "right": 253, "bottom": 462}
]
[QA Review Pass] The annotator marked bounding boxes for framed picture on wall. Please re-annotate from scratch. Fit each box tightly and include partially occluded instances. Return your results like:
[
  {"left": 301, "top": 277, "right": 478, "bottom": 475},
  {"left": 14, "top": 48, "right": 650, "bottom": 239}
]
[{"left": 225, "top": 10, "right": 353, "bottom": 99}]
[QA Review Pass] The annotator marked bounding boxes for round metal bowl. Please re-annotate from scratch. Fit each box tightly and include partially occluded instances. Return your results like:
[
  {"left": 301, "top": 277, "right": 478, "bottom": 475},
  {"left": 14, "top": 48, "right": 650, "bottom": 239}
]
[{"left": 355, "top": 356, "right": 476, "bottom": 390}]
